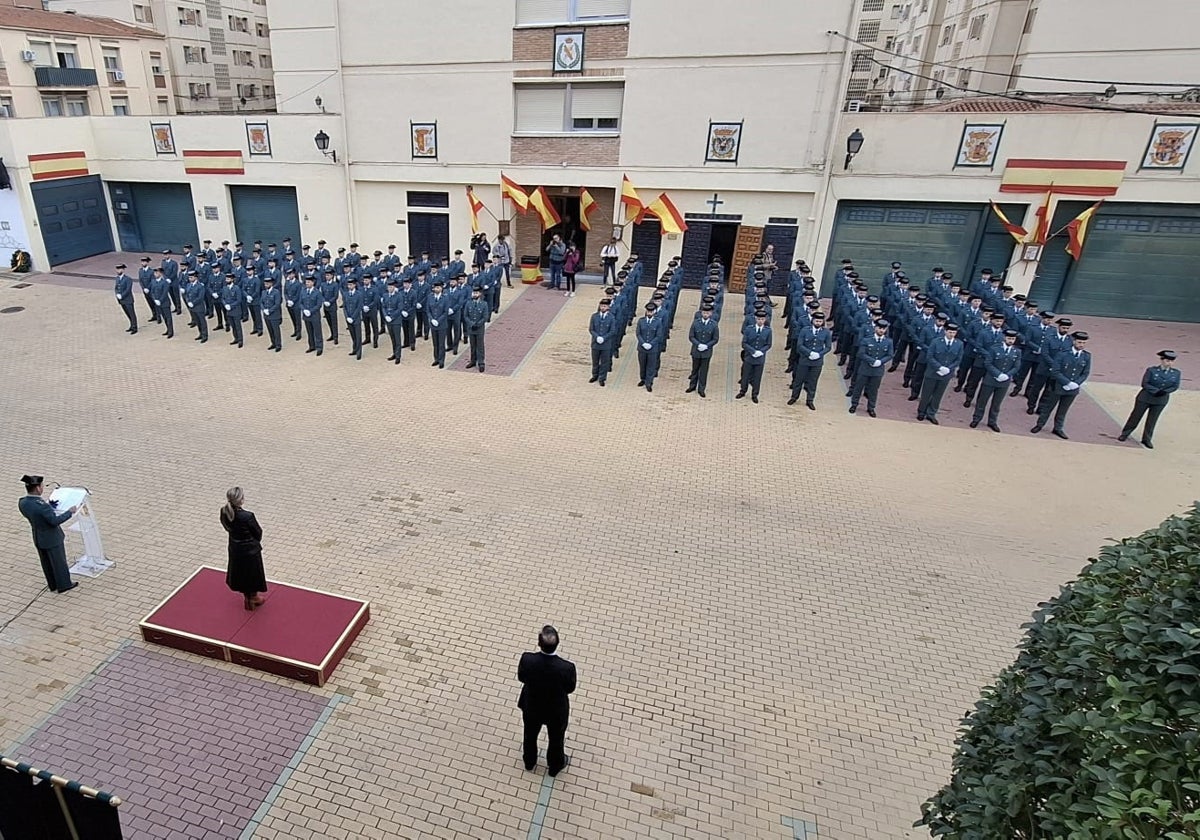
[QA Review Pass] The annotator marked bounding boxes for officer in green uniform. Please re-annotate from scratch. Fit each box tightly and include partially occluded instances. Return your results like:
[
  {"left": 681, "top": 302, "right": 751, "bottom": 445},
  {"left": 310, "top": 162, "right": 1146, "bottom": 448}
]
[{"left": 1119, "top": 350, "right": 1181, "bottom": 449}]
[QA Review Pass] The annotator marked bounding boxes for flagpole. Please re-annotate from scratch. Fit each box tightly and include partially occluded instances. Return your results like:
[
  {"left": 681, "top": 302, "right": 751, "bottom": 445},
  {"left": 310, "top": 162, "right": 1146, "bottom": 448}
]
[{"left": 466, "top": 185, "right": 501, "bottom": 223}]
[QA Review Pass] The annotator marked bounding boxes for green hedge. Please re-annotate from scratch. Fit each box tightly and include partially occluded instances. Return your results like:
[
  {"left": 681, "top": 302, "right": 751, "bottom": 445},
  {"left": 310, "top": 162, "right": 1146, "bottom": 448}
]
[{"left": 917, "top": 503, "right": 1200, "bottom": 839}]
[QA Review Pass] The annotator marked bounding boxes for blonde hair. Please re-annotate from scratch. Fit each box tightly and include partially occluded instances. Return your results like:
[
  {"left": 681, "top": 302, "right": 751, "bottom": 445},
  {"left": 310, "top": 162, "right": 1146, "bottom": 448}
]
[{"left": 221, "top": 486, "right": 244, "bottom": 522}]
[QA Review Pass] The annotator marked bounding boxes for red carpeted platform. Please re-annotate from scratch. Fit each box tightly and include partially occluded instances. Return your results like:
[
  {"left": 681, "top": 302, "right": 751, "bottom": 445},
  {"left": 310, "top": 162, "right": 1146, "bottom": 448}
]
[{"left": 139, "top": 567, "right": 369, "bottom": 686}]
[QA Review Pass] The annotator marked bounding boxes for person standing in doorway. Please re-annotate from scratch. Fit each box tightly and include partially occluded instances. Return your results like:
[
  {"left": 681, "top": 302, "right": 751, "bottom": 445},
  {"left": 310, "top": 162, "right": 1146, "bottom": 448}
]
[
  {"left": 220, "top": 487, "right": 267, "bottom": 611},
  {"left": 18, "top": 474, "right": 78, "bottom": 593},
  {"left": 493, "top": 233, "right": 514, "bottom": 288},
  {"left": 518, "top": 625, "right": 577, "bottom": 777},
  {"left": 546, "top": 234, "right": 566, "bottom": 291},
  {"left": 562, "top": 242, "right": 582, "bottom": 298}
]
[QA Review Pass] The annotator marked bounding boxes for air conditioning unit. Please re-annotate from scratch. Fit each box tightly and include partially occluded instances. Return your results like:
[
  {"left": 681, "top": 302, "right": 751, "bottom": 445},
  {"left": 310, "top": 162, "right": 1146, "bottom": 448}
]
[
  {"left": 846, "top": 99, "right": 865, "bottom": 112},
  {"left": 113, "top": 69, "right": 126, "bottom": 81},
  {"left": 20, "top": 49, "right": 36, "bottom": 62}
]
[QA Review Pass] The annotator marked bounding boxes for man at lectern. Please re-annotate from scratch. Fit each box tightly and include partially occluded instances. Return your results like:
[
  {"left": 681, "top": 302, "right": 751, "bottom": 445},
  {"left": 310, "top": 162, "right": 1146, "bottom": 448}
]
[{"left": 17, "top": 475, "right": 78, "bottom": 593}]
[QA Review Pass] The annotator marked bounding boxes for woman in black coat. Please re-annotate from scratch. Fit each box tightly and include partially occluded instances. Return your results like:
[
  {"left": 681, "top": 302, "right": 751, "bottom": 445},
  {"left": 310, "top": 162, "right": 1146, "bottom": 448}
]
[{"left": 220, "top": 486, "right": 267, "bottom": 610}]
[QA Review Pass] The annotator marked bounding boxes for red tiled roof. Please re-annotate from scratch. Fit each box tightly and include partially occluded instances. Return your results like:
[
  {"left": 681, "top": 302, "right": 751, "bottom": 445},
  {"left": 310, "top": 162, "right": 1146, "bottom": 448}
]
[
  {"left": 0, "top": 6, "right": 164, "bottom": 39},
  {"left": 918, "top": 96, "right": 1200, "bottom": 114}
]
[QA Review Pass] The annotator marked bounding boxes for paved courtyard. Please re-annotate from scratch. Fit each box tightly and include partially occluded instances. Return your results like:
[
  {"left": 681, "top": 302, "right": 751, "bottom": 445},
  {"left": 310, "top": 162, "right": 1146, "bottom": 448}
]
[{"left": 1, "top": 273, "right": 1199, "bottom": 839}]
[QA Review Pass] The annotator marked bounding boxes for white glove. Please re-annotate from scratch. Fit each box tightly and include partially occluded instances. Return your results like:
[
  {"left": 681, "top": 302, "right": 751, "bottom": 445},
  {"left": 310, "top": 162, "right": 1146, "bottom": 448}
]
[
  {"left": 1064, "top": 381, "right": 1080, "bottom": 391},
  {"left": 187, "top": 302, "right": 195, "bottom": 309},
  {"left": 224, "top": 304, "right": 231, "bottom": 311},
  {"left": 417, "top": 303, "right": 423, "bottom": 309},
  {"left": 642, "top": 342, "right": 652, "bottom": 350},
  {"left": 153, "top": 299, "right": 161, "bottom": 305},
  {"left": 937, "top": 366, "right": 950, "bottom": 376},
  {"left": 753, "top": 350, "right": 764, "bottom": 358},
  {"left": 323, "top": 301, "right": 330, "bottom": 308},
  {"left": 697, "top": 343, "right": 708, "bottom": 352},
  {"left": 996, "top": 373, "right": 1010, "bottom": 382},
  {"left": 264, "top": 309, "right": 271, "bottom": 316},
  {"left": 596, "top": 336, "right": 605, "bottom": 344},
  {"left": 212, "top": 293, "right": 219, "bottom": 299},
  {"left": 115, "top": 294, "right": 121, "bottom": 300},
  {"left": 872, "top": 359, "right": 882, "bottom": 367},
  {"left": 448, "top": 308, "right": 454, "bottom": 314},
  {"left": 430, "top": 318, "right": 439, "bottom": 327},
  {"left": 385, "top": 316, "right": 393, "bottom": 323},
  {"left": 302, "top": 309, "right": 311, "bottom": 317},
  {"left": 246, "top": 295, "right": 252, "bottom": 303},
  {"left": 809, "top": 351, "right": 820, "bottom": 360},
  {"left": 401, "top": 311, "right": 409, "bottom": 318},
  {"left": 287, "top": 301, "right": 294, "bottom": 307}
]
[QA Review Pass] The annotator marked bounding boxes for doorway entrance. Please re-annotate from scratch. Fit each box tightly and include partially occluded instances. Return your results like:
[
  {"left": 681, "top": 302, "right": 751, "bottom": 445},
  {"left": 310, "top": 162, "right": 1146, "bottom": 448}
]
[
  {"left": 709, "top": 222, "right": 738, "bottom": 270},
  {"left": 539, "top": 195, "right": 587, "bottom": 266}
]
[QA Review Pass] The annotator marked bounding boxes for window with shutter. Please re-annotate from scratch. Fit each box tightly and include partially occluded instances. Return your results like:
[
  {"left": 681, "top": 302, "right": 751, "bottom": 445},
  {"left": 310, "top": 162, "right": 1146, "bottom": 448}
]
[
  {"left": 514, "top": 85, "right": 566, "bottom": 132},
  {"left": 574, "top": 0, "right": 629, "bottom": 18},
  {"left": 515, "top": 0, "right": 569, "bottom": 25},
  {"left": 570, "top": 82, "right": 622, "bottom": 130}
]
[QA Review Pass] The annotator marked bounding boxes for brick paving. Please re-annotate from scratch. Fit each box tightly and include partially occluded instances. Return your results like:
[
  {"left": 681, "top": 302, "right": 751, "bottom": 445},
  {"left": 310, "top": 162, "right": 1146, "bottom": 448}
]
[
  {"left": 1, "top": 277, "right": 1198, "bottom": 839},
  {"left": 449, "top": 284, "right": 570, "bottom": 377},
  {"left": 10, "top": 646, "right": 328, "bottom": 839}
]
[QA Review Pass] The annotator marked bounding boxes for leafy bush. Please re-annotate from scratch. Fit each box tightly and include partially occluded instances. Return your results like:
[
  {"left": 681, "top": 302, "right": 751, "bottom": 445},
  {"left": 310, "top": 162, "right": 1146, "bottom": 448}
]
[{"left": 917, "top": 503, "right": 1200, "bottom": 839}]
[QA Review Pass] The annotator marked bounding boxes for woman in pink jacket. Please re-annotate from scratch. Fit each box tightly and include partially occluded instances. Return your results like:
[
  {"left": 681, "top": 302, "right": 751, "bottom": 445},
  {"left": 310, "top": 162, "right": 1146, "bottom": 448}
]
[{"left": 562, "top": 242, "right": 582, "bottom": 298}]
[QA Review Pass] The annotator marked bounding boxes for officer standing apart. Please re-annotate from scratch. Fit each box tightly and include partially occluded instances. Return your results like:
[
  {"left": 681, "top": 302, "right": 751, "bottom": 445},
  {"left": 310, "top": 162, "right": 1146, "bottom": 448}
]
[
  {"left": 737, "top": 311, "right": 772, "bottom": 404},
  {"left": 787, "top": 311, "right": 831, "bottom": 409},
  {"left": 260, "top": 275, "right": 283, "bottom": 352},
  {"left": 970, "top": 329, "right": 1022, "bottom": 432},
  {"left": 635, "top": 302, "right": 664, "bottom": 392},
  {"left": 849, "top": 320, "right": 894, "bottom": 417},
  {"left": 1119, "top": 350, "right": 1181, "bottom": 449},
  {"left": 463, "top": 284, "right": 490, "bottom": 372},
  {"left": 686, "top": 303, "right": 719, "bottom": 398},
  {"left": 518, "top": 625, "right": 577, "bottom": 777},
  {"left": 588, "top": 298, "right": 616, "bottom": 386},
  {"left": 114, "top": 263, "right": 137, "bottom": 334},
  {"left": 1032, "top": 330, "right": 1091, "bottom": 440},
  {"left": 18, "top": 475, "right": 79, "bottom": 593}
]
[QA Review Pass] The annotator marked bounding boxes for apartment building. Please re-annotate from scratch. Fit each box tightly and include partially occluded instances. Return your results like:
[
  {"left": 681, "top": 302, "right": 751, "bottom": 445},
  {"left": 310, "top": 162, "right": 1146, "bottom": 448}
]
[{"left": 47, "top": 0, "right": 275, "bottom": 113}]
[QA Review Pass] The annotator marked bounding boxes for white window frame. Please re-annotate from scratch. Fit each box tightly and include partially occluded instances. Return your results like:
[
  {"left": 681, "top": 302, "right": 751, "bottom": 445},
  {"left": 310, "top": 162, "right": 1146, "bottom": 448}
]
[
  {"left": 28, "top": 40, "right": 53, "bottom": 67},
  {"left": 258, "top": 53, "right": 272, "bottom": 68},
  {"left": 513, "top": 80, "right": 623, "bottom": 135},
  {"left": 178, "top": 6, "right": 202, "bottom": 26},
  {"left": 133, "top": 4, "right": 152, "bottom": 23},
  {"left": 112, "top": 96, "right": 130, "bottom": 115},
  {"left": 65, "top": 95, "right": 89, "bottom": 116},
  {"left": 515, "top": 0, "right": 630, "bottom": 27},
  {"left": 0, "top": 96, "right": 13, "bottom": 118},
  {"left": 42, "top": 96, "right": 65, "bottom": 117}
]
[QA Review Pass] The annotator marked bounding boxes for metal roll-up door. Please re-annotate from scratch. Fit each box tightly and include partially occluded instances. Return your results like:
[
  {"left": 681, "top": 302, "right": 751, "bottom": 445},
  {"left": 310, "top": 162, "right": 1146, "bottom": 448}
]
[
  {"left": 32, "top": 175, "right": 114, "bottom": 266},
  {"left": 230, "top": 185, "right": 301, "bottom": 250},
  {"left": 131, "top": 183, "right": 199, "bottom": 253}
]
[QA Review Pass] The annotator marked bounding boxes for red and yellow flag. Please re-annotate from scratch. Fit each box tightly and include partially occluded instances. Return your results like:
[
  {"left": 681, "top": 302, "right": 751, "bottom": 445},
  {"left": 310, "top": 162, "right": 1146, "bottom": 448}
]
[
  {"left": 28, "top": 151, "right": 88, "bottom": 181},
  {"left": 1029, "top": 191, "right": 1052, "bottom": 245},
  {"left": 466, "top": 186, "right": 486, "bottom": 235},
  {"left": 989, "top": 201, "right": 1027, "bottom": 243},
  {"left": 579, "top": 187, "right": 599, "bottom": 232},
  {"left": 529, "top": 186, "right": 561, "bottom": 232},
  {"left": 500, "top": 172, "right": 529, "bottom": 214},
  {"left": 620, "top": 174, "right": 643, "bottom": 218},
  {"left": 1066, "top": 201, "right": 1104, "bottom": 261},
  {"left": 641, "top": 193, "right": 688, "bottom": 235},
  {"left": 999, "top": 159, "right": 1124, "bottom": 197}
]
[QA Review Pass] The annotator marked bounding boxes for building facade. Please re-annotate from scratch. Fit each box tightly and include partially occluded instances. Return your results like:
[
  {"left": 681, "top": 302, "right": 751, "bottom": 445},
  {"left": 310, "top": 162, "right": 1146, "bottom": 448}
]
[{"left": 47, "top": 0, "right": 276, "bottom": 114}]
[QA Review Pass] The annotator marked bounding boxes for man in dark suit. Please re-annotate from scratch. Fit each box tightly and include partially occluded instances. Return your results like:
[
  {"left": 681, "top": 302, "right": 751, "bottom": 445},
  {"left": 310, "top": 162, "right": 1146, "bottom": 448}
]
[
  {"left": 17, "top": 475, "right": 78, "bottom": 593},
  {"left": 518, "top": 625, "right": 577, "bottom": 776}
]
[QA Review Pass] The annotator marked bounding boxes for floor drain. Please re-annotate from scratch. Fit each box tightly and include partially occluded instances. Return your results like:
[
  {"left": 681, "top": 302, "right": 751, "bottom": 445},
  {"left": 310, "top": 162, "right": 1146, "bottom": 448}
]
[{"left": 1, "top": 306, "right": 24, "bottom": 314}]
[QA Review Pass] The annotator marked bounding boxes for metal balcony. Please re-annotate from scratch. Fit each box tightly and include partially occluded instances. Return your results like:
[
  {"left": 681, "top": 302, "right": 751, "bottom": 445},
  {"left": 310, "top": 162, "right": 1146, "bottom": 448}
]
[{"left": 35, "top": 66, "right": 99, "bottom": 87}]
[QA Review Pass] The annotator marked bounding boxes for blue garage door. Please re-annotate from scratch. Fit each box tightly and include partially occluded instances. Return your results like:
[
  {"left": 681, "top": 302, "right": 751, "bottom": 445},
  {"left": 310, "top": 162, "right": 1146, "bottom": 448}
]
[
  {"left": 33, "top": 175, "right": 114, "bottom": 266},
  {"left": 109, "top": 182, "right": 199, "bottom": 253},
  {"left": 230, "top": 185, "right": 301, "bottom": 250}
]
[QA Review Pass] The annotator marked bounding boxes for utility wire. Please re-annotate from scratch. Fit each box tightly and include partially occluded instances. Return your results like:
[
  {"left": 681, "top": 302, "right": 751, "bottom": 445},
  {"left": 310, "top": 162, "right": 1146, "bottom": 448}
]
[
  {"left": 0, "top": 587, "right": 49, "bottom": 635},
  {"left": 832, "top": 30, "right": 1200, "bottom": 90},
  {"left": 868, "top": 58, "right": 1200, "bottom": 119}
]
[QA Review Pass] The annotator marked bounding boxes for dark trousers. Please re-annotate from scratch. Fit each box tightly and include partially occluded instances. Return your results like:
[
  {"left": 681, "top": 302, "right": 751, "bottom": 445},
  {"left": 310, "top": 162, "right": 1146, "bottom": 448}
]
[
  {"left": 323, "top": 304, "right": 339, "bottom": 341},
  {"left": 227, "top": 314, "right": 244, "bottom": 345},
  {"left": 119, "top": 299, "right": 137, "bottom": 331},
  {"left": 903, "top": 346, "right": 922, "bottom": 384},
  {"left": 591, "top": 344, "right": 612, "bottom": 381},
  {"left": 288, "top": 305, "right": 302, "bottom": 338},
  {"left": 790, "top": 362, "right": 822, "bottom": 400},
  {"left": 689, "top": 356, "right": 710, "bottom": 390},
  {"left": 963, "top": 364, "right": 987, "bottom": 401},
  {"left": 431, "top": 327, "right": 447, "bottom": 366},
  {"left": 386, "top": 321, "right": 404, "bottom": 361},
  {"left": 347, "top": 320, "right": 362, "bottom": 359},
  {"left": 402, "top": 314, "right": 416, "bottom": 349},
  {"left": 142, "top": 289, "right": 158, "bottom": 320},
  {"left": 956, "top": 348, "right": 976, "bottom": 387},
  {"left": 1037, "top": 390, "right": 1078, "bottom": 431},
  {"left": 363, "top": 309, "right": 378, "bottom": 346},
  {"left": 468, "top": 329, "right": 485, "bottom": 368},
  {"left": 417, "top": 307, "right": 429, "bottom": 339},
  {"left": 304, "top": 316, "right": 323, "bottom": 351},
  {"left": 193, "top": 307, "right": 208, "bottom": 341},
  {"left": 249, "top": 303, "right": 263, "bottom": 334},
  {"left": 265, "top": 318, "right": 282, "bottom": 349},
  {"left": 37, "top": 544, "right": 72, "bottom": 592},
  {"left": 448, "top": 315, "right": 462, "bottom": 352},
  {"left": 972, "top": 383, "right": 1008, "bottom": 426},
  {"left": 850, "top": 373, "right": 883, "bottom": 410},
  {"left": 1122, "top": 398, "right": 1166, "bottom": 443},
  {"left": 917, "top": 375, "right": 951, "bottom": 419},
  {"left": 638, "top": 347, "right": 661, "bottom": 385},
  {"left": 156, "top": 300, "right": 174, "bottom": 336},
  {"left": 908, "top": 360, "right": 928, "bottom": 398},
  {"left": 492, "top": 283, "right": 502, "bottom": 313},
  {"left": 1025, "top": 369, "right": 1052, "bottom": 411},
  {"left": 892, "top": 333, "right": 910, "bottom": 366},
  {"left": 502, "top": 263, "right": 512, "bottom": 286},
  {"left": 210, "top": 295, "right": 225, "bottom": 329},
  {"left": 738, "top": 360, "right": 765, "bottom": 397},
  {"left": 523, "top": 714, "right": 567, "bottom": 774},
  {"left": 168, "top": 281, "right": 182, "bottom": 313},
  {"left": 1012, "top": 357, "right": 1036, "bottom": 392},
  {"left": 205, "top": 293, "right": 216, "bottom": 319}
]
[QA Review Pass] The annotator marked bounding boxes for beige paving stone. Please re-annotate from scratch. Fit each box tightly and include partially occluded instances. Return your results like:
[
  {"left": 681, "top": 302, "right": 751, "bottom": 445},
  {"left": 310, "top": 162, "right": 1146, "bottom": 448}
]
[{"left": 0, "top": 278, "right": 1197, "bottom": 838}]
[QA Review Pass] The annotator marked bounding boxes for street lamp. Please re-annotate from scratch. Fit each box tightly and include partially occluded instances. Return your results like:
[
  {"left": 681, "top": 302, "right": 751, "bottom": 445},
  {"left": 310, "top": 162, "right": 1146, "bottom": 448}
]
[
  {"left": 314, "top": 130, "right": 337, "bottom": 163},
  {"left": 844, "top": 129, "right": 865, "bottom": 170}
]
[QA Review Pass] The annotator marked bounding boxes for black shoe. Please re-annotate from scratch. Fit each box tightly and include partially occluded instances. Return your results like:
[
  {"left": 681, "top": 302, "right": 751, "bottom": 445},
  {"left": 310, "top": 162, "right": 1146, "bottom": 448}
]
[
  {"left": 200, "top": 338, "right": 207, "bottom": 344},
  {"left": 848, "top": 405, "right": 857, "bottom": 414},
  {"left": 274, "top": 346, "right": 281, "bottom": 353},
  {"left": 465, "top": 361, "right": 476, "bottom": 369},
  {"left": 163, "top": 331, "right": 171, "bottom": 337},
  {"left": 479, "top": 366, "right": 485, "bottom": 372},
  {"left": 698, "top": 389, "right": 706, "bottom": 398},
  {"left": 588, "top": 376, "right": 598, "bottom": 383},
  {"left": 57, "top": 581, "right": 79, "bottom": 593},
  {"left": 1118, "top": 434, "right": 1129, "bottom": 441},
  {"left": 524, "top": 761, "right": 536, "bottom": 772},
  {"left": 868, "top": 408, "right": 877, "bottom": 418},
  {"left": 685, "top": 384, "right": 696, "bottom": 393},
  {"left": 316, "top": 350, "right": 323, "bottom": 356},
  {"left": 646, "top": 385, "right": 653, "bottom": 393},
  {"left": 902, "top": 380, "right": 910, "bottom": 389},
  {"left": 953, "top": 384, "right": 963, "bottom": 393},
  {"left": 1031, "top": 424, "right": 1043, "bottom": 434},
  {"left": 806, "top": 402, "right": 815, "bottom": 411},
  {"left": 907, "top": 394, "right": 919, "bottom": 402},
  {"left": 306, "top": 348, "right": 316, "bottom": 353},
  {"left": 735, "top": 391, "right": 746, "bottom": 399},
  {"left": 751, "top": 395, "right": 758, "bottom": 403},
  {"left": 917, "top": 414, "right": 925, "bottom": 421},
  {"left": 787, "top": 396, "right": 798, "bottom": 405},
  {"left": 237, "top": 342, "right": 243, "bottom": 348},
  {"left": 230, "top": 340, "right": 239, "bottom": 345},
  {"left": 887, "top": 365, "right": 899, "bottom": 372},
  {"left": 194, "top": 336, "right": 202, "bottom": 341},
  {"left": 845, "top": 391, "right": 852, "bottom": 397},
  {"left": 174, "top": 308, "right": 182, "bottom": 315},
  {"left": 1026, "top": 407, "right": 1036, "bottom": 415},
  {"left": 785, "top": 367, "right": 794, "bottom": 374},
  {"left": 969, "top": 420, "right": 979, "bottom": 428},
  {"left": 599, "top": 379, "right": 605, "bottom": 386},
  {"left": 637, "top": 380, "right": 645, "bottom": 387},
  {"left": 988, "top": 423, "right": 1001, "bottom": 433},
  {"left": 386, "top": 355, "right": 396, "bottom": 361},
  {"left": 548, "top": 755, "right": 571, "bottom": 778},
  {"left": 130, "top": 329, "right": 137, "bottom": 334},
  {"left": 1142, "top": 439, "right": 1154, "bottom": 449},
  {"left": 1053, "top": 429, "right": 1069, "bottom": 440},
  {"left": 1010, "top": 388, "right": 1021, "bottom": 398},
  {"left": 963, "top": 398, "right": 972, "bottom": 408}
]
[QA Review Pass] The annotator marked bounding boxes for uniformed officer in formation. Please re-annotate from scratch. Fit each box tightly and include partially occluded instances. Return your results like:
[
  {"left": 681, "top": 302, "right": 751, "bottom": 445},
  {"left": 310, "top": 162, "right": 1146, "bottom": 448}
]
[
  {"left": 149, "top": 266, "right": 174, "bottom": 338},
  {"left": 687, "top": 303, "right": 719, "bottom": 398},
  {"left": 1119, "top": 350, "right": 1181, "bottom": 449},
  {"left": 260, "top": 274, "right": 283, "bottom": 352},
  {"left": 787, "top": 310, "right": 831, "bottom": 409},
  {"left": 915, "top": 320, "right": 962, "bottom": 424},
  {"left": 426, "top": 280, "right": 450, "bottom": 368},
  {"left": 342, "top": 275, "right": 364, "bottom": 360},
  {"left": 184, "top": 270, "right": 209, "bottom": 343},
  {"left": 137, "top": 256, "right": 158, "bottom": 323},
  {"left": 848, "top": 320, "right": 893, "bottom": 417},
  {"left": 1032, "top": 330, "right": 1090, "bottom": 439},
  {"left": 634, "top": 302, "right": 664, "bottom": 392},
  {"left": 380, "top": 278, "right": 405, "bottom": 364},
  {"left": 220, "top": 273, "right": 245, "bottom": 348},
  {"left": 463, "top": 283, "right": 490, "bottom": 372},
  {"left": 970, "top": 328, "right": 1021, "bottom": 432},
  {"left": 588, "top": 298, "right": 616, "bottom": 386},
  {"left": 736, "top": 310, "right": 772, "bottom": 403},
  {"left": 114, "top": 263, "right": 137, "bottom": 334},
  {"left": 300, "top": 274, "right": 324, "bottom": 355}
]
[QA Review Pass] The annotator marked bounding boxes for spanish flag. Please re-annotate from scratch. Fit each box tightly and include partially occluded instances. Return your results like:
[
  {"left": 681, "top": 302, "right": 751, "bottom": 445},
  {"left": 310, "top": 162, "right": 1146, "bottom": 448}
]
[
  {"left": 620, "top": 174, "right": 643, "bottom": 217},
  {"left": 579, "top": 188, "right": 598, "bottom": 232},
  {"left": 1066, "top": 201, "right": 1103, "bottom": 261},
  {"left": 1029, "top": 191, "right": 1052, "bottom": 245},
  {"left": 641, "top": 193, "right": 688, "bottom": 235},
  {"left": 466, "top": 186, "right": 486, "bottom": 235},
  {"left": 529, "top": 186, "right": 561, "bottom": 232},
  {"left": 500, "top": 172, "right": 529, "bottom": 214},
  {"left": 989, "top": 201, "right": 1026, "bottom": 244}
]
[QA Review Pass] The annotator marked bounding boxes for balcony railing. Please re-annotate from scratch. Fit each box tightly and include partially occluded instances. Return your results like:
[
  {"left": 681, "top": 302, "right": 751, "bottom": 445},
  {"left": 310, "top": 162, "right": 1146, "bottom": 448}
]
[{"left": 35, "top": 66, "right": 99, "bottom": 87}]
